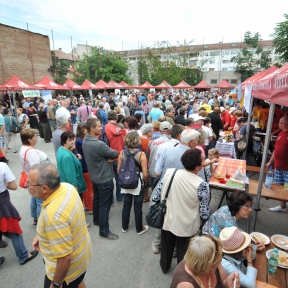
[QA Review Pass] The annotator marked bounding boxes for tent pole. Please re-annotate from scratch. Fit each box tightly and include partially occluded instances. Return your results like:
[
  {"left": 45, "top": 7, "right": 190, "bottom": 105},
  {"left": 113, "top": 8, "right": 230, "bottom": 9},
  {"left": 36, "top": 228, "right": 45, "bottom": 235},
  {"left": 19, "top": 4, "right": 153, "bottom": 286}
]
[
  {"left": 243, "top": 95, "right": 254, "bottom": 160},
  {"left": 251, "top": 103, "right": 275, "bottom": 232}
]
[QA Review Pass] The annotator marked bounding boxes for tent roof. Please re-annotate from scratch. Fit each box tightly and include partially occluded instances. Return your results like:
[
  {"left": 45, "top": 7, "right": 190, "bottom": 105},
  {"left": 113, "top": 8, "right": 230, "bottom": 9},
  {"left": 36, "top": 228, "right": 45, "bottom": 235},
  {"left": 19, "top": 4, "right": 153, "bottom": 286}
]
[
  {"left": 34, "top": 76, "right": 66, "bottom": 90},
  {"left": 106, "top": 80, "right": 122, "bottom": 89},
  {"left": 134, "top": 81, "right": 155, "bottom": 89},
  {"left": 214, "top": 80, "right": 234, "bottom": 89},
  {"left": 193, "top": 80, "right": 211, "bottom": 89},
  {"left": 155, "top": 80, "right": 171, "bottom": 89},
  {"left": 172, "top": 80, "right": 193, "bottom": 89},
  {"left": 81, "top": 79, "right": 99, "bottom": 90},
  {"left": 0, "top": 75, "right": 36, "bottom": 91},
  {"left": 118, "top": 81, "right": 129, "bottom": 88},
  {"left": 62, "top": 79, "right": 83, "bottom": 90},
  {"left": 95, "top": 79, "right": 108, "bottom": 90}
]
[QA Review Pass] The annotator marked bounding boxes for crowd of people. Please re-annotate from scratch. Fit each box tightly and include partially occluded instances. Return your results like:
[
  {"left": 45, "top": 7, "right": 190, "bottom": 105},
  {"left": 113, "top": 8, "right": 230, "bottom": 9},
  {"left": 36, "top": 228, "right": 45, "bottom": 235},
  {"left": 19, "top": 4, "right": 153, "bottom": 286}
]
[{"left": 0, "top": 88, "right": 287, "bottom": 287}]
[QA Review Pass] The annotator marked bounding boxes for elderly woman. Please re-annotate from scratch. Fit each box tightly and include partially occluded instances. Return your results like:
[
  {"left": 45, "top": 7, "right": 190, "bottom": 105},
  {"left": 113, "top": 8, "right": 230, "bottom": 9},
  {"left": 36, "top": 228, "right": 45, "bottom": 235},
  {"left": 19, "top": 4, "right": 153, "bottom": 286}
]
[
  {"left": 171, "top": 236, "right": 240, "bottom": 288},
  {"left": 117, "top": 132, "right": 149, "bottom": 235},
  {"left": 17, "top": 108, "right": 29, "bottom": 130},
  {"left": 38, "top": 104, "right": 52, "bottom": 143},
  {"left": 0, "top": 163, "right": 38, "bottom": 265},
  {"left": 220, "top": 227, "right": 257, "bottom": 288},
  {"left": 56, "top": 131, "right": 86, "bottom": 196},
  {"left": 19, "top": 129, "right": 42, "bottom": 225},
  {"left": 159, "top": 149, "right": 210, "bottom": 274}
]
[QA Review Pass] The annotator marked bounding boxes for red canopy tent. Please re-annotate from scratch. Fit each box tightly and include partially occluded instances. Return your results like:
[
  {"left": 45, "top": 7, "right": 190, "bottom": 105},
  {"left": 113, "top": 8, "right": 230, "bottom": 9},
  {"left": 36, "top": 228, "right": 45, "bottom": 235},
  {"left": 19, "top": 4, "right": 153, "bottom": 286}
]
[
  {"left": 34, "top": 76, "right": 66, "bottom": 90},
  {"left": 172, "top": 80, "right": 193, "bottom": 89},
  {"left": 214, "top": 80, "right": 234, "bottom": 89},
  {"left": 134, "top": 81, "right": 155, "bottom": 89},
  {"left": 193, "top": 80, "right": 211, "bottom": 89},
  {"left": 118, "top": 81, "right": 129, "bottom": 88},
  {"left": 0, "top": 75, "right": 37, "bottom": 90},
  {"left": 81, "top": 79, "right": 99, "bottom": 90},
  {"left": 95, "top": 79, "right": 108, "bottom": 90},
  {"left": 106, "top": 80, "right": 122, "bottom": 89},
  {"left": 62, "top": 79, "right": 83, "bottom": 90},
  {"left": 155, "top": 80, "right": 171, "bottom": 89}
]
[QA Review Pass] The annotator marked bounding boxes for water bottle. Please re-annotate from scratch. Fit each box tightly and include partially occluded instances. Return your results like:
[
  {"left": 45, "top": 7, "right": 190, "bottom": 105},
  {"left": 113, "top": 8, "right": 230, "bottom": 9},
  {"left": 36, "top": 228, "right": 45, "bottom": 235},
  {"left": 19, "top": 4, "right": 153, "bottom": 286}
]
[
  {"left": 268, "top": 248, "right": 279, "bottom": 273},
  {"left": 265, "top": 166, "right": 274, "bottom": 189}
]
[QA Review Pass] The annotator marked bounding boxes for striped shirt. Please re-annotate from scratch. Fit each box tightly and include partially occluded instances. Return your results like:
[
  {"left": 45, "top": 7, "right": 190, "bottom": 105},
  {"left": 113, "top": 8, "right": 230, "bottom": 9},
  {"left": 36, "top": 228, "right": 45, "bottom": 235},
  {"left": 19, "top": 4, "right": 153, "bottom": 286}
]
[{"left": 37, "top": 183, "right": 92, "bottom": 284}]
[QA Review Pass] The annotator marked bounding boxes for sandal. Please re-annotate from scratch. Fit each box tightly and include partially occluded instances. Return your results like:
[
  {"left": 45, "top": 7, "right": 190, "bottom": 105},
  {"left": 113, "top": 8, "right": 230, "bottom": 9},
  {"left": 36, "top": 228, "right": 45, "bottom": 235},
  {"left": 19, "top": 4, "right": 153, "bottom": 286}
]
[{"left": 143, "top": 197, "right": 150, "bottom": 203}]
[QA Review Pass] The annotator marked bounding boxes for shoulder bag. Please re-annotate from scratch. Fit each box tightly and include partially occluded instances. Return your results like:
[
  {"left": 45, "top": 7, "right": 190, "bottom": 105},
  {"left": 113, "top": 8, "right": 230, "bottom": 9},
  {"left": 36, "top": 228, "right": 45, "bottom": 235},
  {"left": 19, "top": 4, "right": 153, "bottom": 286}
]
[
  {"left": 19, "top": 148, "right": 32, "bottom": 188},
  {"left": 146, "top": 169, "right": 177, "bottom": 229},
  {"left": 10, "top": 116, "right": 20, "bottom": 133}
]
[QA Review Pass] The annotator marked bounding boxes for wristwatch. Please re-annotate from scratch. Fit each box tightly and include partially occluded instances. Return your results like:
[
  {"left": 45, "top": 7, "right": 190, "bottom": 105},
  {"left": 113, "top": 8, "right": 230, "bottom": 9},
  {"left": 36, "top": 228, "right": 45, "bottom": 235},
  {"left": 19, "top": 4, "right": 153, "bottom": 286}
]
[{"left": 53, "top": 282, "right": 61, "bottom": 288}]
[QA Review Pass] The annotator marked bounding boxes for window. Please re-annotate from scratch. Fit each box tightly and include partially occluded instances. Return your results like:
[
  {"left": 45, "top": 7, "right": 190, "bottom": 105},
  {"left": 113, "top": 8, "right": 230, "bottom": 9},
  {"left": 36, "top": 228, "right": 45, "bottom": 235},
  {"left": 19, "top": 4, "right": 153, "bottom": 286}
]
[
  {"left": 209, "top": 61, "right": 215, "bottom": 64},
  {"left": 189, "top": 60, "right": 197, "bottom": 65},
  {"left": 274, "top": 56, "right": 280, "bottom": 61},
  {"left": 210, "top": 79, "right": 217, "bottom": 84},
  {"left": 200, "top": 52, "right": 209, "bottom": 57},
  {"left": 222, "top": 51, "right": 230, "bottom": 55},
  {"left": 210, "top": 51, "right": 219, "bottom": 56},
  {"left": 230, "top": 79, "right": 238, "bottom": 84},
  {"left": 129, "top": 57, "right": 136, "bottom": 61},
  {"left": 231, "top": 43, "right": 237, "bottom": 47},
  {"left": 204, "top": 45, "right": 209, "bottom": 48},
  {"left": 228, "top": 67, "right": 235, "bottom": 71},
  {"left": 222, "top": 60, "right": 229, "bottom": 63},
  {"left": 231, "top": 51, "right": 239, "bottom": 55},
  {"left": 202, "top": 68, "right": 207, "bottom": 71},
  {"left": 222, "top": 68, "right": 228, "bottom": 71},
  {"left": 209, "top": 68, "right": 215, "bottom": 71}
]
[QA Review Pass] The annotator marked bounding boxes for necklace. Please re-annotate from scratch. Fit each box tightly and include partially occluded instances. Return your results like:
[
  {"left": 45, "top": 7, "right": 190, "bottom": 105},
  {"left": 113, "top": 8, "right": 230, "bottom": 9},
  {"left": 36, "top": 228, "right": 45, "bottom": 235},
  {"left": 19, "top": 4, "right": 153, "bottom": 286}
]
[{"left": 196, "top": 275, "right": 212, "bottom": 288}]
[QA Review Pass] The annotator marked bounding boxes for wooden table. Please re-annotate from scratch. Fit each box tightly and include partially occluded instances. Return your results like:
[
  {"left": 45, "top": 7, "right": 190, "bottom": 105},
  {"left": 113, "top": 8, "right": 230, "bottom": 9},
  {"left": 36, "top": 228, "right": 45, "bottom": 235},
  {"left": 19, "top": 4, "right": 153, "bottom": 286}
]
[
  {"left": 209, "top": 158, "right": 246, "bottom": 209},
  {"left": 253, "top": 238, "right": 288, "bottom": 287}
]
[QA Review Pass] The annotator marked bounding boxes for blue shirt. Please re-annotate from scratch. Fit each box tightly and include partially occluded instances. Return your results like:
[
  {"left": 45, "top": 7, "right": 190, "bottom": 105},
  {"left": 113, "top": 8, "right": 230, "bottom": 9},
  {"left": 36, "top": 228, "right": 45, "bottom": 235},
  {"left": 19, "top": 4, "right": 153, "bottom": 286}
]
[
  {"left": 3, "top": 115, "right": 18, "bottom": 132},
  {"left": 149, "top": 108, "right": 164, "bottom": 122},
  {"left": 0, "top": 114, "right": 5, "bottom": 127}
]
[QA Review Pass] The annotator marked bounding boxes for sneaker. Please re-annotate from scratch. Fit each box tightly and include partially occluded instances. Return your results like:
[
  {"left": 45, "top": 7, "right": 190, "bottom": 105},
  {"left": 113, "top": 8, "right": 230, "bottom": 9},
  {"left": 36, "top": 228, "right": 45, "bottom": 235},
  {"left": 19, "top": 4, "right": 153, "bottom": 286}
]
[
  {"left": 122, "top": 228, "right": 128, "bottom": 233},
  {"left": 93, "top": 222, "right": 99, "bottom": 226},
  {"left": 152, "top": 243, "right": 160, "bottom": 254},
  {"left": 137, "top": 225, "right": 149, "bottom": 235},
  {"left": 100, "top": 231, "right": 119, "bottom": 240},
  {"left": 88, "top": 211, "right": 93, "bottom": 215},
  {"left": 269, "top": 205, "right": 287, "bottom": 212}
]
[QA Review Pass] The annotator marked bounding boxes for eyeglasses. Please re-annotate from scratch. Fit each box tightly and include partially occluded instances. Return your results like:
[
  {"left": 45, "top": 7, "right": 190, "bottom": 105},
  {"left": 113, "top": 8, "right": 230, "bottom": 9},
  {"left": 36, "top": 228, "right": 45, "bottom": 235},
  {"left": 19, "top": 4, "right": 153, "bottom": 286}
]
[
  {"left": 26, "top": 181, "right": 43, "bottom": 188},
  {"left": 241, "top": 205, "right": 252, "bottom": 210}
]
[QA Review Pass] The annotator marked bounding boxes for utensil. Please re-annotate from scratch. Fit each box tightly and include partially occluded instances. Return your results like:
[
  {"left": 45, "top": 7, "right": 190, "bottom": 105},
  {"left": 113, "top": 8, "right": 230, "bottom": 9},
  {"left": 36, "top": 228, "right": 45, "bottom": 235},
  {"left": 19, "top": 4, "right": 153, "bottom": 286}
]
[
  {"left": 233, "top": 277, "right": 236, "bottom": 288},
  {"left": 253, "top": 234, "right": 262, "bottom": 243}
]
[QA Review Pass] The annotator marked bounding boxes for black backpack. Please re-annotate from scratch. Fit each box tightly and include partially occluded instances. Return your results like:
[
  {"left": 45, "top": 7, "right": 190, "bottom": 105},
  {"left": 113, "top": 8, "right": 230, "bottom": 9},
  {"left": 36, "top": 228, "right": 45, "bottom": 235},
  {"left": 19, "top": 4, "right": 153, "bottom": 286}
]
[{"left": 99, "top": 125, "right": 110, "bottom": 146}]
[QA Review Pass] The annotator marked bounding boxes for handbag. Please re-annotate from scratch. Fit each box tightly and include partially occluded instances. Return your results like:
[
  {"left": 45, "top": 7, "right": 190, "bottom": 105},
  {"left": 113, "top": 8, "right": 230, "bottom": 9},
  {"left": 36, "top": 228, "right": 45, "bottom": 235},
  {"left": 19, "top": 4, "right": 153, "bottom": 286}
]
[
  {"left": 146, "top": 169, "right": 177, "bottom": 229},
  {"left": 237, "top": 140, "right": 247, "bottom": 152},
  {"left": 19, "top": 148, "right": 32, "bottom": 188},
  {"left": 10, "top": 116, "right": 19, "bottom": 133}
]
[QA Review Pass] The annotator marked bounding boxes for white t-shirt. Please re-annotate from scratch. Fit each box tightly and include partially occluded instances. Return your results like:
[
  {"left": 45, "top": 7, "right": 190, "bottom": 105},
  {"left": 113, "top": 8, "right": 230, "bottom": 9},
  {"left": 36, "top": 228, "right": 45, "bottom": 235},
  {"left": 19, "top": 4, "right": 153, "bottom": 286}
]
[
  {"left": 55, "top": 107, "right": 71, "bottom": 119},
  {"left": 0, "top": 163, "right": 15, "bottom": 193},
  {"left": 202, "top": 125, "right": 213, "bottom": 146},
  {"left": 122, "top": 95, "right": 128, "bottom": 104},
  {"left": 19, "top": 146, "right": 41, "bottom": 175}
]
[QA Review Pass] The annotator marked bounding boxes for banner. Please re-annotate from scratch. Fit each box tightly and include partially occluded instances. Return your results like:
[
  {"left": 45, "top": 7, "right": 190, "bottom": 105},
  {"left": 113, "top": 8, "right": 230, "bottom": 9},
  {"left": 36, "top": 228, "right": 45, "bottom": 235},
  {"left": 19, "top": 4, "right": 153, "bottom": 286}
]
[
  {"left": 41, "top": 90, "right": 52, "bottom": 104},
  {"left": 23, "top": 90, "right": 40, "bottom": 98}
]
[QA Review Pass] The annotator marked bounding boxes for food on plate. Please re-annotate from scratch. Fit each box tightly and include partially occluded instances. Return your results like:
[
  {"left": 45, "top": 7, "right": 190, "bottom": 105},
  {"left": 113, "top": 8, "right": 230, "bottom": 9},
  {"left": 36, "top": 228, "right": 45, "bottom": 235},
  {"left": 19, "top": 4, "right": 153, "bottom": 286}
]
[
  {"left": 214, "top": 173, "right": 225, "bottom": 179},
  {"left": 278, "top": 254, "right": 288, "bottom": 266},
  {"left": 274, "top": 236, "right": 288, "bottom": 246},
  {"left": 252, "top": 234, "right": 266, "bottom": 244}
]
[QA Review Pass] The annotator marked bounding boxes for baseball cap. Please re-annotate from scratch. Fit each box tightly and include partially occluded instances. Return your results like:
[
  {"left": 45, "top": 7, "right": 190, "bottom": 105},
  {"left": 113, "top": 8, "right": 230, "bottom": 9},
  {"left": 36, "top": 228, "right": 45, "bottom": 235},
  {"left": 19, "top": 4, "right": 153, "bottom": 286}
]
[
  {"left": 229, "top": 107, "right": 236, "bottom": 113},
  {"left": 220, "top": 107, "right": 225, "bottom": 112},
  {"left": 160, "top": 121, "right": 173, "bottom": 131},
  {"left": 194, "top": 115, "right": 205, "bottom": 122}
]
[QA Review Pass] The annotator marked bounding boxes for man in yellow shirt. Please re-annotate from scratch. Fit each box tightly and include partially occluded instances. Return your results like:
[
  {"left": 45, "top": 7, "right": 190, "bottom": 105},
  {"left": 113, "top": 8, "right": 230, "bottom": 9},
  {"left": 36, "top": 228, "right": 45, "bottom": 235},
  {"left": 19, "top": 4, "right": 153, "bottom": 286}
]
[
  {"left": 256, "top": 102, "right": 270, "bottom": 132},
  {"left": 199, "top": 98, "right": 212, "bottom": 113},
  {"left": 29, "top": 163, "right": 92, "bottom": 288}
]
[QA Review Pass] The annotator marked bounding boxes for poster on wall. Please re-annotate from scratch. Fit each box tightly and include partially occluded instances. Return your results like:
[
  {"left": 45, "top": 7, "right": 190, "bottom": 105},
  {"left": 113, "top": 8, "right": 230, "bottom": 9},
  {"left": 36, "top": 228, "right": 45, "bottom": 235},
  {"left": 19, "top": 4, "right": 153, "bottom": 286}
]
[{"left": 41, "top": 90, "right": 52, "bottom": 104}]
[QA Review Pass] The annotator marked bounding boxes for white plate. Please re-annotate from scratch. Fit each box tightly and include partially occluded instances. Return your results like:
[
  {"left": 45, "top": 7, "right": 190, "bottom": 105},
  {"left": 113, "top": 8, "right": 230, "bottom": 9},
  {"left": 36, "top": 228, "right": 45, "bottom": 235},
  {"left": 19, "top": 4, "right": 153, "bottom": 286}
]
[
  {"left": 271, "top": 234, "right": 288, "bottom": 250},
  {"left": 250, "top": 232, "right": 270, "bottom": 245},
  {"left": 266, "top": 249, "right": 288, "bottom": 269}
]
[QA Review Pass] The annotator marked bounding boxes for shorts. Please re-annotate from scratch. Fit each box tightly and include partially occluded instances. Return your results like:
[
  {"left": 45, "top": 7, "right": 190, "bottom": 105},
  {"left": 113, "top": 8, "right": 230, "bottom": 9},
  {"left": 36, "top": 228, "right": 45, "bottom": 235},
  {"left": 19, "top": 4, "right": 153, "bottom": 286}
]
[
  {"left": 274, "top": 168, "right": 288, "bottom": 185},
  {"left": 0, "top": 135, "right": 4, "bottom": 148},
  {"left": 44, "top": 272, "right": 86, "bottom": 288}
]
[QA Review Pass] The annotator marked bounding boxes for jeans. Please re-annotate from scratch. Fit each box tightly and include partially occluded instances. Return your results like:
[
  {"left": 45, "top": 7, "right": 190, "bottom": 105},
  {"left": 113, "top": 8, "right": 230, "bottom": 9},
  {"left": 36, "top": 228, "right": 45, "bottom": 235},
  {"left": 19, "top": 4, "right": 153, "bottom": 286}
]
[
  {"left": 5, "top": 233, "right": 28, "bottom": 264},
  {"left": 92, "top": 180, "right": 114, "bottom": 236},
  {"left": 122, "top": 187, "right": 144, "bottom": 233},
  {"left": 112, "top": 161, "right": 123, "bottom": 203},
  {"left": 30, "top": 197, "right": 43, "bottom": 219}
]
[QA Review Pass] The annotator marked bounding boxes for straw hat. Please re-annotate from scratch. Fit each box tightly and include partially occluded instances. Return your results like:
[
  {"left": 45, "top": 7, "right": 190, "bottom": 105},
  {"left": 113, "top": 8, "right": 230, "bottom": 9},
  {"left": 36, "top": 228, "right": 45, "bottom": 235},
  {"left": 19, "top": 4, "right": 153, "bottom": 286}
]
[{"left": 219, "top": 227, "right": 251, "bottom": 254}]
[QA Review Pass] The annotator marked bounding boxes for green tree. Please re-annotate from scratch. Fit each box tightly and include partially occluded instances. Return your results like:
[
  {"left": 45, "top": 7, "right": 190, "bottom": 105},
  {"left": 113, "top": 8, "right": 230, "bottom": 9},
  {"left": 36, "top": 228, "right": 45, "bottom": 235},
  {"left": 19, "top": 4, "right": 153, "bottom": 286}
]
[
  {"left": 231, "top": 31, "right": 272, "bottom": 82},
  {"left": 137, "top": 40, "right": 202, "bottom": 86},
  {"left": 271, "top": 14, "right": 288, "bottom": 63},
  {"left": 75, "top": 47, "right": 132, "bottom": 85},
  {"left": 48, "top": 51, "right": 70, "bottom": 84}
]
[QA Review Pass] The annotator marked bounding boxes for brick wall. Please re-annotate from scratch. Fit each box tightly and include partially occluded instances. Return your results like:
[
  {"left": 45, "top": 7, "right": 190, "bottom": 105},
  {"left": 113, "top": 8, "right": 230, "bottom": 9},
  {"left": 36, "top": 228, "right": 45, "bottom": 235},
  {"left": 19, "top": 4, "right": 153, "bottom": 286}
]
[{"left": 0, "top": 24, "right": 52, "bottom": 85}]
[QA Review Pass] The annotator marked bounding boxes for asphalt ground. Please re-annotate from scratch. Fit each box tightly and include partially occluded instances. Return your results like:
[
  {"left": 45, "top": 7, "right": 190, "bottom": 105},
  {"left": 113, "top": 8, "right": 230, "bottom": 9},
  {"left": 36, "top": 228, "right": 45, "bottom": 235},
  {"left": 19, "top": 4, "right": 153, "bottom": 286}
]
[{"left": 1, "top": 133, "right": 288, "bottom": 287}]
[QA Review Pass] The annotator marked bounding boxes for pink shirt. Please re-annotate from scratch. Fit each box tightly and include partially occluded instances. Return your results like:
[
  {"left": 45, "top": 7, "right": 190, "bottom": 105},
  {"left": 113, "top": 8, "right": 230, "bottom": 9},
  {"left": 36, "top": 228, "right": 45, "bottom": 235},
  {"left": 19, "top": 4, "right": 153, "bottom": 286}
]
[{"left": 77, "top": 104, "right": 93, "bottom": 122}]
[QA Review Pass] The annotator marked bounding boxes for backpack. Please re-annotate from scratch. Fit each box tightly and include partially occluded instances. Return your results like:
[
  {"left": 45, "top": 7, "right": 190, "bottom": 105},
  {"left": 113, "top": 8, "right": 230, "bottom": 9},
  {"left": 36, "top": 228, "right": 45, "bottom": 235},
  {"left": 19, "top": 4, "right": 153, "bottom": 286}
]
[
  {"left": 118, "top": 148, "right": 142, "bottom": 189},
  {"left": 99, "top": 125, "right": 110, "bottom": 146}
]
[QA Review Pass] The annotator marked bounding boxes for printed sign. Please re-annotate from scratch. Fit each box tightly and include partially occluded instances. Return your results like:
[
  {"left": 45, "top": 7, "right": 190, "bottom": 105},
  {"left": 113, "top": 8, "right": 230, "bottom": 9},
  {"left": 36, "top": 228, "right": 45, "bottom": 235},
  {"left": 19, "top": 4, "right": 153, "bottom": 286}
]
[{"left": 23, "top": 90, "right": 41, "bottom": 98}]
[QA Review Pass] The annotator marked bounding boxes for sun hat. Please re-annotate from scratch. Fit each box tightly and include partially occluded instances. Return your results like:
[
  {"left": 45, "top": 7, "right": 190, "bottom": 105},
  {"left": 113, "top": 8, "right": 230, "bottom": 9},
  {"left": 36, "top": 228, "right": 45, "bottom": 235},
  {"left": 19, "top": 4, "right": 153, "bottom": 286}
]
[
  {"left": 160, "top": 121, "right": 173, "bottom": 131},
  {"left": 219, "top": 226, "right": 251, "bottom": 254},
  {"left": 194, "top": 115, "right": 205, "bottom": 122}
]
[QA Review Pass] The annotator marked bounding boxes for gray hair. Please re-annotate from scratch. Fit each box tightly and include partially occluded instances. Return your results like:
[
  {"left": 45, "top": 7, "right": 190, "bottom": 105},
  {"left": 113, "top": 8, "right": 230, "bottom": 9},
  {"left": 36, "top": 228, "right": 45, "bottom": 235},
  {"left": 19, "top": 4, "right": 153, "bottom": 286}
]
[
  {"left": 154, "top": 101, "right": 162, "bottom": 108},
  {"left": 180, "top": 129, "right": 200, "bottom": 144},
  {"left": 166, "top": 105, "right": 175, "bottom": 112},
  {"left": 98, "top": 102, "right": 104, "bottom": 108},
  {"left": 30, "top": 163, "right": 60, "bottom": 190},
  {"left": 118, "top": 102, "right": 123, "bottom": 108},
  {"left": 56, "top": 116, "right": 68, "bottom": 128},
  {"left": 141, "top": 124, "right": 154, "bottom": 135},
  {"left": 193, "top": 103, "right": 200, "bottom": 113}
]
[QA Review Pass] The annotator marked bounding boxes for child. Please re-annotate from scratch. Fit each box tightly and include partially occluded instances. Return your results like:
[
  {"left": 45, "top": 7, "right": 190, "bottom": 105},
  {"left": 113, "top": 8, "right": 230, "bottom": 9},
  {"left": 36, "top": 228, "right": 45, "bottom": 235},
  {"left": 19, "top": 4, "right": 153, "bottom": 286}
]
[{"left": 203, "top": 148, "right": 219, "bottom": 182}]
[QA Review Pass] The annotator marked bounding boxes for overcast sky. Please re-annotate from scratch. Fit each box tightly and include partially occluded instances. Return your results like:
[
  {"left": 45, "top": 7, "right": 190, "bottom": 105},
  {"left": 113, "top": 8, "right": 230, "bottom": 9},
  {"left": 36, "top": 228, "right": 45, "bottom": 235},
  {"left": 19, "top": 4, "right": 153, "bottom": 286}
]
[{"left": 1, "top": 0, "right": 288, "bottom": 53}]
